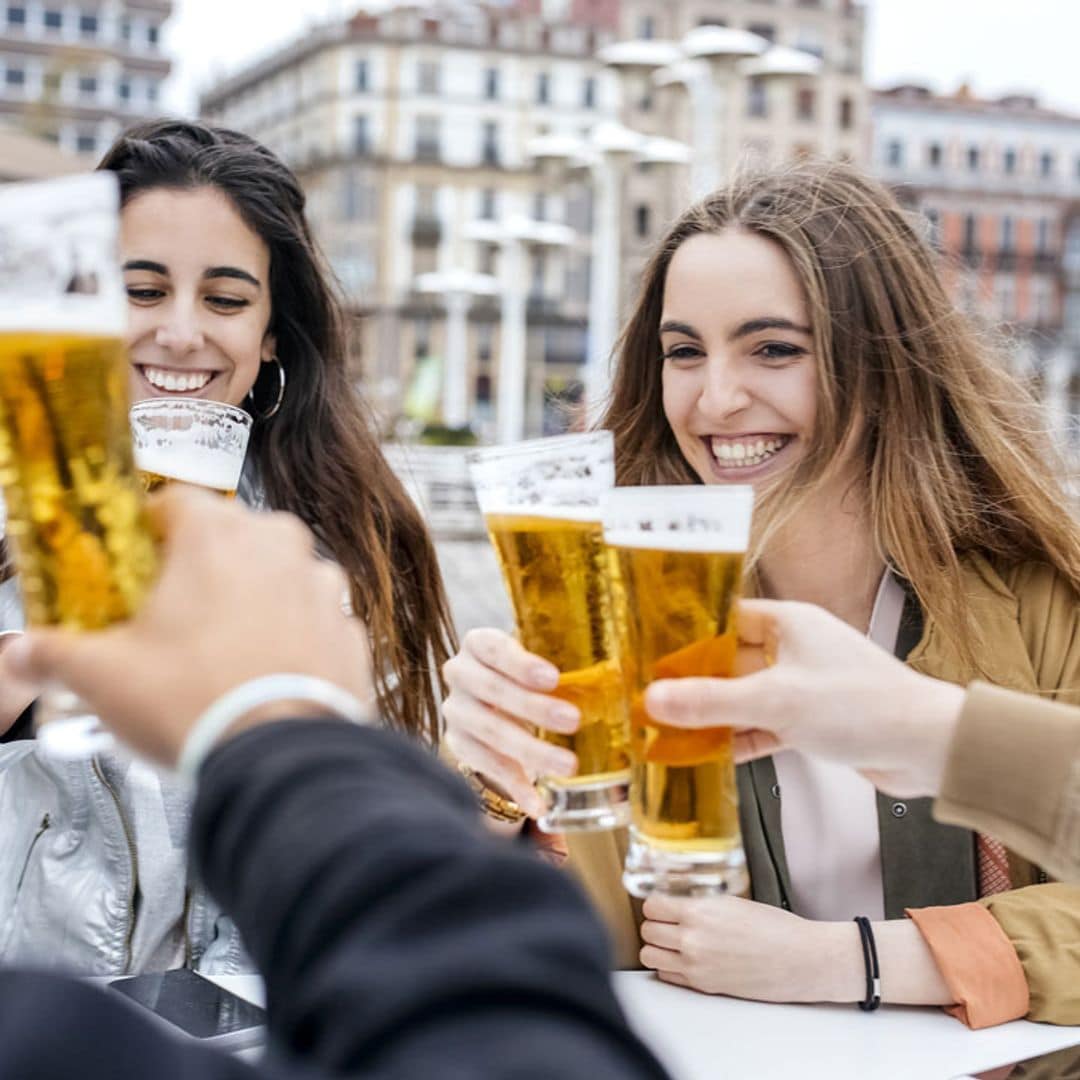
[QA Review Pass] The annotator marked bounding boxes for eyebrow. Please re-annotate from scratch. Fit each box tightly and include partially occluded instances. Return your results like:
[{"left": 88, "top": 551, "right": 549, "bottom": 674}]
[
  {"left": 658, "top": 317, "right": 812, "bottom": 342},
  {"left": 121, "top": 260, "right": 261, "bottom": 289}
]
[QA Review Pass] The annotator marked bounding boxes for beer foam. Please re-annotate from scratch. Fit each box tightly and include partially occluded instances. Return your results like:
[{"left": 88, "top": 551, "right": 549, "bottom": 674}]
[
  {"left": 602, "top": 486, "right": 754, "bottom": 552},
  {"left": 479, "top": 500, "right": 601, "bottom": 523},
  {"left": 134, "top": 442, "right": 243, "bottom": 493}
]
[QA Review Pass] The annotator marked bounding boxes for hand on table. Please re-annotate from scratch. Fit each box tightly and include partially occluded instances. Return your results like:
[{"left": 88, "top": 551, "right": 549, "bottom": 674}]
[
  {"left": 640, "top": 893, "right": 859, "bottom": 1003},
  {"left": 441, "top": 627, "right": 579, "bottom": 820}
]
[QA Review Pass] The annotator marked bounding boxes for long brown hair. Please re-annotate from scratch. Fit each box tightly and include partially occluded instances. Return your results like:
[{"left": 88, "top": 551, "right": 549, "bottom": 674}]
[
  {"left": 99, "top": 120, "right": 456, "bottom": 742},
  {"left": 603, "top": 160, "right": 1080, "bottom": 676}
]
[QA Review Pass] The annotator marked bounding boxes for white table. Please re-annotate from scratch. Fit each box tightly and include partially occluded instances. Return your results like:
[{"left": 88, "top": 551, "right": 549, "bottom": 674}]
[{"left": 210, "top": 972, "right": 1080, "bottom": 1079}]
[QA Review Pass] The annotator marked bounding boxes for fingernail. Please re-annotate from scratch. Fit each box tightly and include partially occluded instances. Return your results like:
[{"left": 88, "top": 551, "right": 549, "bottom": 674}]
[
  {"left": 645, "top": 683, "right": 671, "bottom": 716},
  {"left": 528, "top": 662, "right": 560, "bottom": 690},
  {"left": 548, "top": 702, "right": 580, "bottom": 729}
]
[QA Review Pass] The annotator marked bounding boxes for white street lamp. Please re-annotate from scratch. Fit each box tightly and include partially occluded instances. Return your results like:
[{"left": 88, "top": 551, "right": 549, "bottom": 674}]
[
  {"left": 413, "top": 268, "right": 499, "bottom": 430},
  {"left": 526, "top": 125, "right": 690, "bottom": 421},
  {"left": 463, "top": 215, "right": 574, "bottom": 444}
]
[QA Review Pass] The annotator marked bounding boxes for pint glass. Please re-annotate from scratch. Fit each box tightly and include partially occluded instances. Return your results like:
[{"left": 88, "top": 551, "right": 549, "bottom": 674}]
[
  {"left": 603, "top": 485, "right": 754, "bottom": 897},
  {"left": 468, "top": 432, "right": 629, "bottom": 832},
  {"left": 0, "top": 173, "right": 157, "bottom": 757},
  {"left": 130, "top": 399, "right": 252, "bottom": 497}
]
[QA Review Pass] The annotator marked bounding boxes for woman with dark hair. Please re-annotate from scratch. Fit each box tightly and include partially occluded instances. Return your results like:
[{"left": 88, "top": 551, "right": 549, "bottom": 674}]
[
  {"left": 441, "top": 160, "right": 1080, "bottom": 1026},
  {"left": 0, "top": 119, "right": 456, "bottom": 974}
]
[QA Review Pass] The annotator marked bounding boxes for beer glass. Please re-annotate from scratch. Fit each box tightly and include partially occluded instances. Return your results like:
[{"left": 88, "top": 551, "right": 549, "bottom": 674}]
[
  {"left": 468, "top": 432, "right": 629, "bottom": 832},
  {"left": 130, "top": 399, "right": 252, "bottom": 497},
  {"left": 0, "top": 173, "right": 157, "bottom": 757},
  {"left": 603, "top": 485, "right": 754, "bottom": 897}
]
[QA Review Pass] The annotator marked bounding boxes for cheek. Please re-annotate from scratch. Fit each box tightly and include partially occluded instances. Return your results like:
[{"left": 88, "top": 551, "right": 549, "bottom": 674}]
[{"left": 660, "top": 371, "right": 691, "bottom": 435}]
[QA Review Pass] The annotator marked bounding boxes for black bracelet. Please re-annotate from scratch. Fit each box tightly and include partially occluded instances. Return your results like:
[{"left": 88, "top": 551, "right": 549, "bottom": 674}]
[{"left": 853, "top": 916, "right": 881, "bottom": 1012}]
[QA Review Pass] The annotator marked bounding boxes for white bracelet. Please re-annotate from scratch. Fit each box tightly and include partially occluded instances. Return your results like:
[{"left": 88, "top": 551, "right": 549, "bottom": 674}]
[{"left": 177, "top": 674, "right": 370, "bottom": 781}]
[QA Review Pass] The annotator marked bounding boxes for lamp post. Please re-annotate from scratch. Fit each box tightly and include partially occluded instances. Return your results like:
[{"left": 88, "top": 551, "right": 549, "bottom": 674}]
[
  {"left": 413, "top": 268, "right": 499, "bottom": 430},
  {"left": 463, "top": 215, "right": 574, "bottom": 444},
  {"left": 528, "top": 125, "right": 690, "bottom": 420}
]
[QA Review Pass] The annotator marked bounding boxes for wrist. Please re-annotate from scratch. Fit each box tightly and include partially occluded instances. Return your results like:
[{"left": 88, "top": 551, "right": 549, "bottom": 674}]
[{"left": 816, "top": 921, "right": 866, "bottom": 1003}]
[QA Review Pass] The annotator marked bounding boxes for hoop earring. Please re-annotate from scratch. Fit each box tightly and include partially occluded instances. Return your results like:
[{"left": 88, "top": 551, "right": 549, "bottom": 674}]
[{"left": 247, "top": 356, "right": 286, "bottom": 421}]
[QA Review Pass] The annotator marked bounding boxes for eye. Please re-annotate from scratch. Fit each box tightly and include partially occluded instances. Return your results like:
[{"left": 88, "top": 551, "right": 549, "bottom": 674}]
[
  {"left": 755, "top": 342, "right": 806, "bottom": 363},
  {"left": 125, "top": 286, "right": 164, "bottom": 303},
  {"left": 662, "top": 343, "right": 704, "bottom": 364},
  {"left": 205, "top": 295, "right": 250, "bottom": 311}
]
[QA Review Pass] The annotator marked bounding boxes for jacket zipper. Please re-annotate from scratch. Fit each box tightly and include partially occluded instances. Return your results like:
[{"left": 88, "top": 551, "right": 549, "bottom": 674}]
[
  {"left": 182, "top": 888, "right": 194, "bottom": 969},
  {"left": 15, "top": 813, "right": 50, "bottom": 893},
  {"left": 91, "top": 758, "right": 139, "bottom": 974}
]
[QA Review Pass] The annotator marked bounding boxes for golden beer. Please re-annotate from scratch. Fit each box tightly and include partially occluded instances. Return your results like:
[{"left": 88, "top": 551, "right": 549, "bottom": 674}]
[
  {"left": 486, "top": 513, "right": 629, "bottom": 781},
  {"left": 0, "top": 331, "right": 157, "bottom": 629},
  {"left": 469, "top": 431, "right": 625, "bottom": 832},
  {"left": 613, "top": 546, "right": 744, "bottom": 852},
  {"left": 137, "top": 469, "right": 237, "bottom": 498}
]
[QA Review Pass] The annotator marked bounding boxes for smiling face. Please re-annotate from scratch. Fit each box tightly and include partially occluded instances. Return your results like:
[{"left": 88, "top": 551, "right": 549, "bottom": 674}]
[
  {"left": 120, "top": 186, "right": 275, "bottom": 407},
  {"left": 660, "top": 229, "right": 818, "bottom": 490}
]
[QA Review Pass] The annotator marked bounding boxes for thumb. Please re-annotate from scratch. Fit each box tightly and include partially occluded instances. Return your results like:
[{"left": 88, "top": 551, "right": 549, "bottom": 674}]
[{"left": 5, "top": 627, "right": 124, "bottom": 700}]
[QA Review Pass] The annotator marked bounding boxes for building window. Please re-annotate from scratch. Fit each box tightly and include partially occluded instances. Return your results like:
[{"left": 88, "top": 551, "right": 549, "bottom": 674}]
[
  {"left": 6, "top": 6, "right": 26, "bottom": 26},
  {"left": 4, "top": 66, "right": 24, "bottom": 86},
  {"left": 147, "top": 24, "right": 159, "bottom": 46},
  {"left": 994, "top": 277, "right": 1015, "bottom": 321},
  {"left": 147, "top": 81, "right": 158, "bottom": 103},
  {"left": 697, "top": 15, "right": 727, "bottom": 26},
  {"left": 1037, "top": 217, "right": 1051, "bottom": 254},
  {"left": 418, "top": 60, "right": 440, "bottom": 95},
  {"left": 747, "top": 77, "right": 767, "bottom": 118},
  {"left": 481, "top": 120, "right": 499, "bottom": 165},
  {"left": 582, "top": 76, "right": 595, "bottom": 108},
  {"left": 478, "top": 243, "right": 497, "bottom": 275},
  {"left": 1003, "top": 147, "right": 1017, "bottom": 174},
  {"left": 967, "top": 145, "right": 980, "bottom": 171},
  {"left": 635, "top": 204, "right": 651, "bottom": 238},
  {"left": 885, "top": 140, "right": 903, "bottom": 167},
  {"left": 415, "top": 115, "right": 441, "bottom": 160},
  {"left": 839, "top": 96, "right": 854, "bottom": 131},
  {"left": 924, "top": 207, "right": 941, "bottom": 248},
  {"left": 962, "top": 212, "right": 978, "bottom": 253},
  {"left": 43, "top": 8, "right": 62, "bottom": 29},
  {"left": 530, "top": 252, "right": 546, "bottom": 298},
  {"left": 796, "top": 87, "right": 816, "bottom": 122},
  {"left": 414, "top": 317, "right": 431, "bottom": 360},
  {"left": 484, "top": 67, "right": 499, "bottom": 100},
  {"left": 78, "top": 75, "right": 98, "bottom": 99},
  {"left": 536, "top": 71, "right": 550, "bottom": 105},
  {"left": 120, "top": 18, "right": 130, "bottom": 41},
  {"left": 927, "top": 142, "right": 943, "bottom": 168},
  {"left": 353, "top": 115, "right": 371, "bottom": 155},
  {"left": 747, "top": 22, "right": 775, "bottom": 42},
  {"left": 117, "top": 77, "right": 131, "bottom": 102},
  {"left": 1040, "top": 151, "right": 1055, "bottom": 178},
  {"left": 533, "top": 191, "right": 547, "bottom": 221},
  {"left": 1000, "top": 215, "right": 1014, "bottom": 253},
  {"left": 78, "top": 12, "right": 98, "bottom": 36},
  {"left": 355, "top": 61, "right": 369, "bottom": 92},
  {"left": 75, "top": 131, "right": 97, "bottom": 154},
  {"left": 638, "top": 15, "right": 655, "bottom": 39},
  {"left": 479, "top": 188, "right": 496, "bottom": 220}
]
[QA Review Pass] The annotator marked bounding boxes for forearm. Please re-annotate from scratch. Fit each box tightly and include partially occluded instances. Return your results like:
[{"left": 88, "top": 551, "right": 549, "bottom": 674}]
[
  {"left": 193, "top": 721, "right": 667, "bottom": 1080},
  {"left": 817, "top": 919, "right": 953, "bottom": 1007}
]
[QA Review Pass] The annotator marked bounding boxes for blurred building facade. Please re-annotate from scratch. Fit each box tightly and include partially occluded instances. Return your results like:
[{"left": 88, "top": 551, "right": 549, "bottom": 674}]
[
  {"left": 873, "top": 83, "right": 1080, "bottom": 467},
  {"left": 0, "top": 1, "right": 172, "bottom": 159},
  {"left": 200, "top": 0, "right": 867, "bottom": 438}
]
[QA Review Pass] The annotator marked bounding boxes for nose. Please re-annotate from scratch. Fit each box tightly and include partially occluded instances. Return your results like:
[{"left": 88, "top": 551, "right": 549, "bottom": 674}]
[
  {"left": 697, "top": 354, "right": 753, "bottom": 420},
  {"left": 153, "top": 304, "right": 206, "bottom": 355}
]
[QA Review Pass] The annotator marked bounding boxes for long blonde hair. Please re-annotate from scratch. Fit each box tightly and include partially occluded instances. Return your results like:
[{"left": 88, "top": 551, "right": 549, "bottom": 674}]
[{"left": 602, "top": 160, "right": 1080, "bottom": 676}]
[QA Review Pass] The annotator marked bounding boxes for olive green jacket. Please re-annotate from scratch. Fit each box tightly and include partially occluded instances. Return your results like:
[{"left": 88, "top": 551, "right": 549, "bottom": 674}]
[{"left": 563, "top": 555, "right": 1080, "bottom": 1023}]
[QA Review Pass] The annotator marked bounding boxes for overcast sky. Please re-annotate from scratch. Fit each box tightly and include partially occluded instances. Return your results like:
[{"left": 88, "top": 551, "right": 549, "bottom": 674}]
[{"left": 162, "top": 0, "right": 1080, "bottom": 117}]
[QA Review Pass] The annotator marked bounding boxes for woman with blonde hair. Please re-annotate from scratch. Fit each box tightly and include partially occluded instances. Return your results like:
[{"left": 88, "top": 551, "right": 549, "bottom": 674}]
[{"left": 442, "top": 159, "right": 1080, "bottom": 1027}]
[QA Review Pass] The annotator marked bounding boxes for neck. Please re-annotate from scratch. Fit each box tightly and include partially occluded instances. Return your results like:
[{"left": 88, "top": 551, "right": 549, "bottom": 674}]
[{"left": 756, "top": 486, "right": 885, "bottom": 632}]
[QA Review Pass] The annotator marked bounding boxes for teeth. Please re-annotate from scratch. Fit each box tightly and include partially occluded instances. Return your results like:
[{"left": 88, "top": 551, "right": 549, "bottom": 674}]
[
  {"left": 710, "top": 436, "right": 788, "bottom": 468},
  {"left": 143, "top": 367, "right": 212, "bottom": 392}
]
